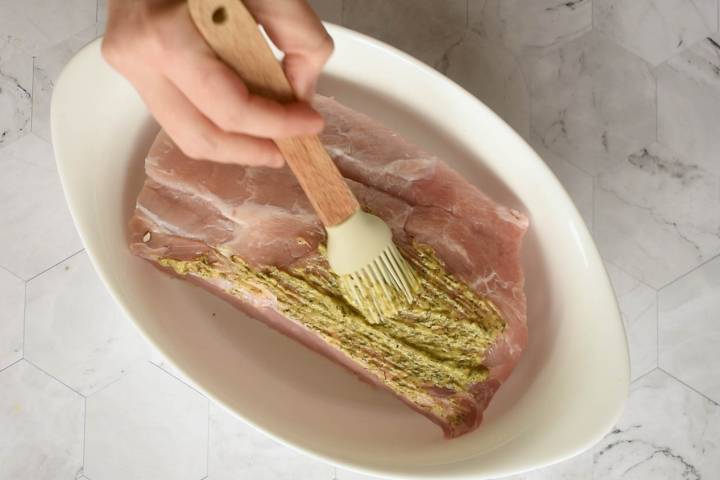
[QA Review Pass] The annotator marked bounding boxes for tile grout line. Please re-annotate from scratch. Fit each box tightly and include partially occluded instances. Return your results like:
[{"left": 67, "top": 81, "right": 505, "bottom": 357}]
[
  {"left": 147, "top": 360, "right": 207, "bottom": 397},
  {"left": 631, "top": 366, "right": 658, "bottom": 385},
  {"left": 603, "top": 257, "right": 657, "bottom": 293},
  {"left": 0, "top": 358, "right": 23, "bottom": 375},
  {"left": 594, "top": 28, "right": 657, "bottom": 73},
  {"left": 24, "top": 357, "right": 86, "bottom": 398},
  {"left": 86, "top": 368, "right": 128, "bottom": 397},
  {"left": 657, "top": 252, "right": 720, "bottom": 292},
  {"left": 30, "top": 56, "right": 35, "bottom": 133},
  {"left": 0, "top": 264, "right": 24, "bottom": 283},
  {"left": 22, "top": 281, "right": 27, "bottom": 358},
  {"left": 660, "top": 368, "right": 720, "bottom": 407},
  {"left": 25, "top": 248, "right": 85, "bottom": 283}
]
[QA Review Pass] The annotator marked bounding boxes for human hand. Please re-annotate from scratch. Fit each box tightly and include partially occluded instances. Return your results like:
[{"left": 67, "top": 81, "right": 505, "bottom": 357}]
[{"left": 102, "top": 0, "right": 333, "bottom": 167}]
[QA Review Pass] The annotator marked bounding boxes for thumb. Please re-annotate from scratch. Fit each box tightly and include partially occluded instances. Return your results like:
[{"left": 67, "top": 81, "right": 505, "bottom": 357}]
[{"left": 244, "top": 0, "right": 334, "bottom": 100}]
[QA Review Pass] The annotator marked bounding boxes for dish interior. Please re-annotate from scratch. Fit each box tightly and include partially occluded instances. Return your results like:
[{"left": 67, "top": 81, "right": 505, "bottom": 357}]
[{"left": 52, "top": 31, "right": 628, "bottom": 478}]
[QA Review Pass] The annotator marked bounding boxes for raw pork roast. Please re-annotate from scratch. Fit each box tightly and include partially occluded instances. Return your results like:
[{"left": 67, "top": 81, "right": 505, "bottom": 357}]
[{"left": 129, "top": 96, "right": 528, "bottom": 438}]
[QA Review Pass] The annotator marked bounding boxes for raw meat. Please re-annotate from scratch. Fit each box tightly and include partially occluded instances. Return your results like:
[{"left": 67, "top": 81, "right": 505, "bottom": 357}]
[{"left": 129, "top": 96, "right": 528, "bottom": 437}]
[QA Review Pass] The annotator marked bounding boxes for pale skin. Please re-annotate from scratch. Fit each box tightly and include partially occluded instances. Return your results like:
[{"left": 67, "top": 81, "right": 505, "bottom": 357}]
[{"left": 102, "top": 0, "right": 333, "bottom": 167}]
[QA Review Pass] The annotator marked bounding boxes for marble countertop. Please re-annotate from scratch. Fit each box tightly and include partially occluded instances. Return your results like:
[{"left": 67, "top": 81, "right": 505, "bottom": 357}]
[{"left": 1, "top": 0, "right": 719, "bottom": 479}]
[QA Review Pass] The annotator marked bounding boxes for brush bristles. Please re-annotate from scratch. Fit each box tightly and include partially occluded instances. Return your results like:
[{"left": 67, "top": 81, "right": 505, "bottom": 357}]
[{"left": 339, "top": 244, "right": 419, "bottom": 324}]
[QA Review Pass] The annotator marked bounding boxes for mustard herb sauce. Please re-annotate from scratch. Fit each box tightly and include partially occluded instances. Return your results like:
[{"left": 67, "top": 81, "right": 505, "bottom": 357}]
[{"left": 158, "top": 244, "right": 505, "bottom": 424}]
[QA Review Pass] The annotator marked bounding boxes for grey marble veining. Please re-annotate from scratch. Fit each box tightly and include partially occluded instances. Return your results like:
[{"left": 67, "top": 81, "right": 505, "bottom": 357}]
[
  {"left": 0, "top": 35, "right": 32, "bottom": 147},
  {"left": 660, "top": 256, "right": 720, "bottom": 404},
  {"left": 593, "top": 370, "right": 720, "bottom": 479},
  {"left": 530, "top": 143, "right": 595, "bottom": 229},
  {"left": 529, "top": 31, "right": 657, "bottom": 176},
  {"left": 342, "top": 0, "right": 468, "bottom": 68},
  {"left": 657, "top": 35, "right": 720, "bottom": 177},
  {"left": 2, "top": 1, "right": 720, "bottom": 479},
  {"left": 442, "top": 30, "right": 530, "bottom": 139},
  {"left": 32, "top": 26, "right": 99, "bottom": 142},
  {"left": 471, "top": 0, "right": 592, "bottom": 58},
  {"left": 594, "top": 0, "right": 718, "bottom": 66},
  {"left": 595, "top": 142, "right": 720, "bottom": 288}
]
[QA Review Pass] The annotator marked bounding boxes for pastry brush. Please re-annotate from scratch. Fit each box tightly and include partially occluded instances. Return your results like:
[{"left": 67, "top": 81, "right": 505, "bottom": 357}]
[{"left": 188, "top": 0, "right": 418, "bottom": 321}]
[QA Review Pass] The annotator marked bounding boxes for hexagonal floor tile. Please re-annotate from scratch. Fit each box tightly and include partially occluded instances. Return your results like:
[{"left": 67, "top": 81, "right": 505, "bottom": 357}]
[
  {"left": 595, "top": 142, "right": 720, "bottom": 288},
  {"left": 1, "top": 131, "right": 57, "bottom": 169},
  {"left": 97, "top": 0, "right": 107, "bottom": 21},
  {"left": 308, "top": 0, "right": 342, "bottom": 23},
  {"left": 208, "top": 402, "right": 334, "bottom": 480},
  {"left": 0, "top": 360, "right": 84, "bottom": 480},
  {"left": 25, "top": 251, "right": 150, "bottom": 396},
  {"left": 85, "top": 362, "right": 208, "bottom": 480},
  {"left": 531, "top": 143, "right": 594, "bottom": 229},
  {"left": 470, "top": 0, "right": 591, "bottom": 57},
  {"left": 0, "top": 0, "right": 96, "bottom": 55},
  {"left": 441, "top": 30, "right": 530, "bottom": 139},
  {"left": 0, "top": 138, "right": 82, "bottom": 279},
  {"left": 595, "top": 0, "right": 717, "bottom": 66},
  {"left": 659, "top": 255, "right": 720, "bottom": 404},
  {"left": 96, "top": 0, "right": 107, "bottom": 33},
  {"left": 593, "top": 370, "right": 720, "bottom": 479},
  {"left": 0, "top": 35, "right": 32, "bottom": 147},
  {"left": 342, "top": 0, "right": 467, "bottom": 68},
  {"left": 0, "top": 268, "right": 24, "bottom": 370},
  {"left": 605, "top": 263, "right": 658, "bottom": 380},
  {"left": 148, "top": 344, "right": 204, "bottom": 392},
  {"left": 528, "top": 31, "right": 656, "bottom": 175},
  {"left": 657, "top": 35, "right": 720, "bottom": 177},
  {"left": 32, "top": 25, "right": 99, "bottom": 142}
]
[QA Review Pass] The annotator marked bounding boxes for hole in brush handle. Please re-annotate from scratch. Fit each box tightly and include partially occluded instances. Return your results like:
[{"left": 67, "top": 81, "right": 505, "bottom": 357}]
[{"left": 212, "top": 6, "right": 227, "bottom": 24}]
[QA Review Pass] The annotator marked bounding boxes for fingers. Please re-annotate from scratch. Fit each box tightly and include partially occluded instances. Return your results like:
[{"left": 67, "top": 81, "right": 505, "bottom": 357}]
[
  {"left": 164, "top": 49, "right": 324, "bottom": 138},
  {"left": 101, "top": 0, "right": 328, "bottom": 168},
  {"left": 245, "top": 0, "right": 334, "bottom": 99},
  {"left": 138, "top": 74, "right": 285, "bottom": 167}
]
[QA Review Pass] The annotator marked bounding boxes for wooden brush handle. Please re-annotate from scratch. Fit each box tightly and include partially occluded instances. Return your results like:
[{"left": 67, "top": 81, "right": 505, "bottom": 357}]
[{"left": 188, "top": 0, "right": 359, "bottom": 227}]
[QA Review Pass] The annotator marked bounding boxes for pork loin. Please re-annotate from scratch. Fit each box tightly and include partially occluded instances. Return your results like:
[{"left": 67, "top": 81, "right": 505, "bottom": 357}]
[{"left": 129, "top": 96, "right": 528, "bottom": 437}]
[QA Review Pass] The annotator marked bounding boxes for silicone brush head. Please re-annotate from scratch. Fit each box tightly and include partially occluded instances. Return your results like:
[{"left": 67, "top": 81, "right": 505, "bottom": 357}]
[{"left": 325, "top": 210, "right": 419, "bottom": 323}]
